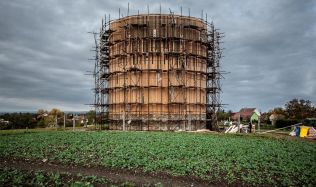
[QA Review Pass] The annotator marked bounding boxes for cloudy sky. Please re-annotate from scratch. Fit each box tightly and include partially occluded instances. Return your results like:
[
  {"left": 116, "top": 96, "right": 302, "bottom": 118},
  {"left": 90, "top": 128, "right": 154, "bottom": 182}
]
[{"left": 0, "top": 0, "right": 315, "bottom": 112}]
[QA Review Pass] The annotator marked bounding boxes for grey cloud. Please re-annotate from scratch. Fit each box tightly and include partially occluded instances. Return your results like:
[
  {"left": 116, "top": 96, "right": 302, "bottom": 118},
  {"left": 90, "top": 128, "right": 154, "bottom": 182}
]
[{"left": 0, "top": 0, "right": 315, "bottom": 112}]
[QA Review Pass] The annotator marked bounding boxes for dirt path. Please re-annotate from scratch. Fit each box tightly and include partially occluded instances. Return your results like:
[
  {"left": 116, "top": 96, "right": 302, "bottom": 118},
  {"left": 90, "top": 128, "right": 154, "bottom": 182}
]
[{"left": 0, "top": 157, "right": 213, "bottom": 187}]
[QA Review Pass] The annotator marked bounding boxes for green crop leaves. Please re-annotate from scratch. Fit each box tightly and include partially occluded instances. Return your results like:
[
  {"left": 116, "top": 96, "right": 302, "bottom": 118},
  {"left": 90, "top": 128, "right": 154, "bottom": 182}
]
[{"left": 0, "top": 131, "right": 315, "bottom": 186}]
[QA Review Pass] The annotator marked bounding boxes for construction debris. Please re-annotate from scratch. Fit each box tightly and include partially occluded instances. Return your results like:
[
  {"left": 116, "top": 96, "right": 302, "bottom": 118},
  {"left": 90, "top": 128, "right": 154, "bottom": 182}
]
[
  {"left": 289, "top": 125, "right": 316, "bottom": 139},
  {"left": 225, "top": 124, "right": 250, "bottom": 133}
]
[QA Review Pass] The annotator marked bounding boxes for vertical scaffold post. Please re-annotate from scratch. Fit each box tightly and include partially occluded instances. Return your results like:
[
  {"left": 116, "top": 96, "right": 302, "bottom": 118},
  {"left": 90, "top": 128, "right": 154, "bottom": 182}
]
[{"left": 206, "top": 22, "right": 224, "bottom": 131}]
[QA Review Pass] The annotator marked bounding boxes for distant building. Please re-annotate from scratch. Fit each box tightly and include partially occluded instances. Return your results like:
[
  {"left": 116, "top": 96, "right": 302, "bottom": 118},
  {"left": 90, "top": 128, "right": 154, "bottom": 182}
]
[
  {"left": 269, "top": 113, "right": 282, "bottom": 126},
  {"left": 231, "top": 108, "right": 261, "bottom": 122},
  {"left": 269, "top": 113, "right": 277, "bottom": 123},
  {"left": 0, "top": 118, "right": 10, "bottom": 130},
  {"left": 0, "top": 119, "right": 9, "bottom": 124}
]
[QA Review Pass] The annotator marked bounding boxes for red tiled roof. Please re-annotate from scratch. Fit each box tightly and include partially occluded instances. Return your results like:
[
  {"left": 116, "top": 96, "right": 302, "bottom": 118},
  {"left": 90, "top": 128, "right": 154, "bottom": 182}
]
[
  {"left": 239, "top": 108, "right": 256, "bottom": 118},
  {"left": 230, "top": 108, "right": 257, "bottom": 121}
]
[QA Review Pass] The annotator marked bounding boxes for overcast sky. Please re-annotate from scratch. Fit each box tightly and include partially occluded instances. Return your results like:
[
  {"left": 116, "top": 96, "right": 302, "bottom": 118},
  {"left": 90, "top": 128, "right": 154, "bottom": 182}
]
[{"left": 0, "top": 0, "right": 315, "bottom": 112}]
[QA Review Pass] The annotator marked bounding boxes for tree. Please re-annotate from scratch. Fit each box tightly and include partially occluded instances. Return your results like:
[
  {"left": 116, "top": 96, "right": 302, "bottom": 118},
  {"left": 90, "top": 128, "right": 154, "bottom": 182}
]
[
  {"left": 36, "top": 109, "right": 48, "bottom": 127},
  {"left": 86, "top": 110, "right": 96, "bottom": 125},
  {"left": 285, "top": 99, "right": 315, "bottom": 120},
  {"left": 0, "top": 113, "right": 37, "bottom": 129},
  {"left": 38, "top": 108, "right": 64, "bottom": 128},
  {"left": 49, "top": 108, "right": 64, "bottom": 117},
  {"left": 49, "top": 108, "right": 64, "bottom": 127},
  {"left": 260, "top": 112, "right": 272, "bottom": 124},
  {"left": 37, "top": 109, "right": 48, "bottom": 119},
  {"left": 272, "top": 107, "right": 287, "bottom": 116},
  {"left": 218, "top": 109, "right": 232, "bottom": 121}
]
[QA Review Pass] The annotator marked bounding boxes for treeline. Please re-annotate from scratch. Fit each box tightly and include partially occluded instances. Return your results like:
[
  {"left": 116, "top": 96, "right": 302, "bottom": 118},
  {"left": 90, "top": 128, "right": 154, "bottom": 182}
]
[
  {"left": 0, "top": 113, "right": 37, "bottom": 130},
  {"left": 261, "top": 99, "right": 316, "bottom": 128},
  {"left": 217, "top": 98, "right": 316, "bottom": 128},
  {"left": 0, "top": 109, "right": 96, "bottom": 130}
]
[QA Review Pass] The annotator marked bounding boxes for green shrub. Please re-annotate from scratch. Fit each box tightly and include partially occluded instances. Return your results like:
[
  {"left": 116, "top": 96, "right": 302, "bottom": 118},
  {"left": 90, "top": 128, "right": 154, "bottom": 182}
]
[
  {"left": 0, "top": 122, "right": 10, "bottom": 130},
  {"left": 275, "top": 119, "right": 299, "bottom": 128},
  {"left": 36, "top": 119, "right": 46, "bottom": 128}
]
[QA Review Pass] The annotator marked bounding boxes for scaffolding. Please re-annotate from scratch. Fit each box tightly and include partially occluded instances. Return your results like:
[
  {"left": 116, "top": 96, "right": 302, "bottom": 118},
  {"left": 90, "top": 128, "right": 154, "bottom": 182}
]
[
  {"left": 206, "top": 22, "right": 224, "bottom": 131},
  {"left": 90, "top": 10, "right": 223, "bottom": 131}
]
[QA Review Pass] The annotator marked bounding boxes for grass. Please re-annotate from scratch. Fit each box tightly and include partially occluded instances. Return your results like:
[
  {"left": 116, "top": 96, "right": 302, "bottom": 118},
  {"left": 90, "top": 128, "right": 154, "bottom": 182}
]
[
  {"left": 0, "top": 130, "right": 315, "bottom": 186},
  {"left": 0, "top": 127, "right": 92, "bottom": 134}
]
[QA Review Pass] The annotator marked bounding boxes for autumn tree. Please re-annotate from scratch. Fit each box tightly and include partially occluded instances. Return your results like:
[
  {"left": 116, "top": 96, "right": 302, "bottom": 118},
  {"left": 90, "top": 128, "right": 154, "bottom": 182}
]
[
  {"left": 37, "top": 108, "right": 64, "bottom": 128},
  {"left": 37, "top": 109, "right": 48, "bottom": 116},
  {"left": 49, "top": 108, "right": 64, "bottom": 117},
  {"left": 36, "top": 109, "right": 48, "bottom": 127},
  {"left": 285, "top": 99, "right": 315, "bottom": 120},
  {"left": 47, "top": 108, "right": 64, "bottom": 127}
]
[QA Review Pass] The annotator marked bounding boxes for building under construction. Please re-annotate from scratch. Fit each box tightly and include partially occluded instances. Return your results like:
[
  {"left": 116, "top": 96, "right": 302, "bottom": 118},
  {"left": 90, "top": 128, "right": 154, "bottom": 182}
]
[{"left": 91, "top": 10, "right": 223, "bottom": 131}]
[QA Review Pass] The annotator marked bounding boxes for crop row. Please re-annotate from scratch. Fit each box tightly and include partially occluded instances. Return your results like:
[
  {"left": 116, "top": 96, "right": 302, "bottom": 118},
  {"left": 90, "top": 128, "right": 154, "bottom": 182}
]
[{"left": 0, "top": 131, "right": 315, "bottom": 186}]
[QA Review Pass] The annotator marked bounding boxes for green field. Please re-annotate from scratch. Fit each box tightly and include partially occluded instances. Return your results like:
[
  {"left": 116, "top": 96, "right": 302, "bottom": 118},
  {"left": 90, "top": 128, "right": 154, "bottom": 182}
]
[
  {"left": 0, "top": 130, "right": 315, "bottom": 186},
  {"left": 0, "top": 168, "right": 111, "bottom": 187}
]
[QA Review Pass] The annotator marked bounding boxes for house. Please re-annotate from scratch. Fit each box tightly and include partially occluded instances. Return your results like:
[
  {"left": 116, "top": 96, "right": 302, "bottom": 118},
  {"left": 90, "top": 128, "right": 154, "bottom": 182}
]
[
  {"left": 0, "top": 119, "right": 10, "bottom": 130},
  {"left": 269, "top": 113, "right": 286, "bottom": 126},
  {"left": 231, "top": 108, "right": 261, "bottom": 123},
  {"left": 0, "top": 119, "right": 9, "bottom": 124}
]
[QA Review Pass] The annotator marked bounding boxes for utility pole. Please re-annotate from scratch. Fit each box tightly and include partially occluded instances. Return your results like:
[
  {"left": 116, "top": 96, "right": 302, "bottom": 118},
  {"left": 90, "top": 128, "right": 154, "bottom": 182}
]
[
  {"left": 123, "top": 110, "right": 126, "bottom": 131},
  {"left": 55, "top": 115, "right": 58, "bottom": 130},
  {"left": 73, "top": 115, "right": 75, "bottom": 131},
  {"left": 84, "top": 115, "right": 88, "bottom": 128},
  {"left": 258, "top": 116, "right": 261, "bottom": 133},
  {"left": 238, "top": 113, "right": 241, "bottom": 133}
]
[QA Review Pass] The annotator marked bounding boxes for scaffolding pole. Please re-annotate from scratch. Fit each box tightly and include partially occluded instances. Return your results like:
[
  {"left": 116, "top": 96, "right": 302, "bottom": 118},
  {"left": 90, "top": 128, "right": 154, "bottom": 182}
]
[{"left": 90, "top": 8, "right": 224, "bottom": 131}]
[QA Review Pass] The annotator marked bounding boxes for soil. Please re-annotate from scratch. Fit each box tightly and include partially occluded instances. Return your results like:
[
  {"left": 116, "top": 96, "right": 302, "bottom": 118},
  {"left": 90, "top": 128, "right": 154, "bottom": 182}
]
[{"left": 0, "top": 156, "right": 218, "bottom": 187}]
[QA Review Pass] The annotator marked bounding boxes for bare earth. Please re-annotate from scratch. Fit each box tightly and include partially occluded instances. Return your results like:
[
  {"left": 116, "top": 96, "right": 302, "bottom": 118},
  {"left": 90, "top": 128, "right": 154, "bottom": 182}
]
[{"left": 0, "top": 156, "right": 216, "bottom": 187}]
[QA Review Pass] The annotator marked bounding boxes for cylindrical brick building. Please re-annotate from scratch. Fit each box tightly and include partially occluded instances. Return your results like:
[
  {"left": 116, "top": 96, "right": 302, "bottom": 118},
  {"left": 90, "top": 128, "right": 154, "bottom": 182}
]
[{"left": 101, "top": 14, "right": 208, "bottom": 130}]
